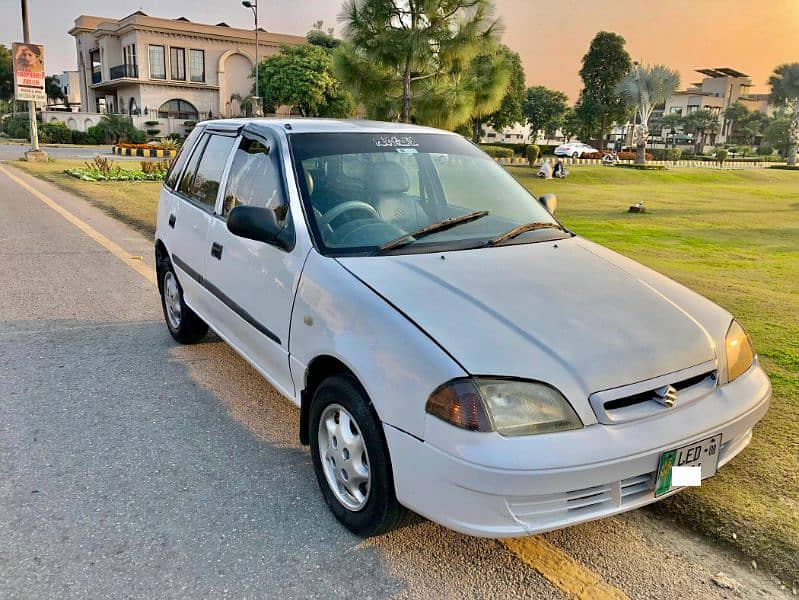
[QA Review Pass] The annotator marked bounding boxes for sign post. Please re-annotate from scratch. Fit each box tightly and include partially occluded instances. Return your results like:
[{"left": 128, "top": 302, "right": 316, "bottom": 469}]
[{"left": 16, "top": 0, "right": 47, "bottom": 161}]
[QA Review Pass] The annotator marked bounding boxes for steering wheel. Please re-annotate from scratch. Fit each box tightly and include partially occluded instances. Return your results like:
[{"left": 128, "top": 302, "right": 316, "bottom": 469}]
[{"left": 318, "top": 201, "right": 379, "bottom": 228}]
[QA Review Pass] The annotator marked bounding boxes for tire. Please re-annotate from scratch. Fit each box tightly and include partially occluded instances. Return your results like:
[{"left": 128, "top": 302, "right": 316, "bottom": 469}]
[
  {"left": 572, "top": 151, "right": 580, "bottom": 158},
  {"left": 309, "top": 374, "right": 411, "bottom": 537},
  {"left": 158, "top": 259, "right": 209, "bottom": 344}
]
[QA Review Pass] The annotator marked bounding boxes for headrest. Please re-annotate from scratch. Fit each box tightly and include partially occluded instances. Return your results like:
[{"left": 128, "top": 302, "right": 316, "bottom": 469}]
[
  {"left": 371, "top": 161, "right": 410, "bottom": 194},
  {"left": 304, "top": 170, "right": 314, "bottom": 195}
]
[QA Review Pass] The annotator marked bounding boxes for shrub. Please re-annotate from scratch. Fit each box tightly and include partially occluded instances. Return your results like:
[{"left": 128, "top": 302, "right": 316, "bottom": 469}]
[
  {"left": 146, "top": 129, "right": 161, "bottom": 136},
  {"left": 86, "top": 125, "right": 105, "bottom": 145},
  {"left": 715, "top": 149, "right": 728, "bottom": 165},
  {"left": 525, "top": 144, "right": 540, "bottom": 166},
  {"left": 538, "top": 144, "right": 557, "bottom": 156},
  {"left": 144, "top": 120, "right": 160, "bottom": 127},
  {"left": 140, "top": 159, "right": 172, "bottom": 175},
  {"left": 617, "top": 151, "right": 654, "bottom": 161},
  {"left": 481, "top": 145, "right": 514, "bottom": 159},
  {"left": 651, "top": 148, "right": 683, "bottom": 161},
  {"left": 757, "top": 145, "right": 775, "bottom": 156},
  {"left": 166, "top": 132, "right": 183, "bottom": 142},
  {"left": 768, "top": 165, "right": 799, "bottom": 171},
  {"left": 2, "top": 113, "right": 31, "bottom": 140},
  {"left": 70, "top": 129, "right": 90, "bottom": 145},
  {"left": 39, "top": 121, "right": 73, "bottom": 144}
]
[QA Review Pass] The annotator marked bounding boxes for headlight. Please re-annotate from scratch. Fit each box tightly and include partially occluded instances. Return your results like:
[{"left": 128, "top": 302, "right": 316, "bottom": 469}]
[
  {"left": 426, "top": 378, "right": 582, "bottom": 436},
  {"left": 725, "top": 320, "right": 755, "bottom": 382}
]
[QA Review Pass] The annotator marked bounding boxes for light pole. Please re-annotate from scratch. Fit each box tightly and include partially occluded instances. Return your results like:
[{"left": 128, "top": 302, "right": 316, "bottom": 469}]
[{"left": 242, "top": 0, "right": 261, "bottom": 116}]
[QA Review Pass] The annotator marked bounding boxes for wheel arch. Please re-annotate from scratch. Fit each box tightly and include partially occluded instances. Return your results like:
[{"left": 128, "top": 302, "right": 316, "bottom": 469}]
[
  {"left": 300, "top": 355, "right": 365, "bottom": 445},
  {"left": 154, "top": 239, "right": 171, "bottom": 291}
]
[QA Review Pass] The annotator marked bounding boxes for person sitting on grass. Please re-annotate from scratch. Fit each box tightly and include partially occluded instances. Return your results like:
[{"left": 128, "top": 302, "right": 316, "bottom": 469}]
[
  {"left": 553, "top": 159, "right": 569, "bottom": 179},
  {"left": 537, "top": 158, "right": 553, "bottom": 179}
]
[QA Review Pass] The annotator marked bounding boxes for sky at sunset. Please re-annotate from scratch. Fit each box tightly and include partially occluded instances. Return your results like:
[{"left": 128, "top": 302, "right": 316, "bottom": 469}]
[{"left": 1, "top": 0, "right": 797, "bottom": 101}]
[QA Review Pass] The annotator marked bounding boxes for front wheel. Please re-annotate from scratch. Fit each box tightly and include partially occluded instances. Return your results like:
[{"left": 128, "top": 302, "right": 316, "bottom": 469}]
[{"left": 309, "top": 375, "right": 411, "bottom": 537}]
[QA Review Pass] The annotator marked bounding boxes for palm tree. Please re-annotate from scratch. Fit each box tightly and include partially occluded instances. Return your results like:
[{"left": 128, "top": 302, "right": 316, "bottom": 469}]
[
  {"left": 660, "top": 113, "right": 684, "bottom": 148},
  {"left": 768, "top": 63, "right": 799, "bottom": 166},
  {"left": 683, "top": 109, "right": 719, "bottom": 155},
  {"left": 616, "top": 63, "right": 680, "bottom": 164}
]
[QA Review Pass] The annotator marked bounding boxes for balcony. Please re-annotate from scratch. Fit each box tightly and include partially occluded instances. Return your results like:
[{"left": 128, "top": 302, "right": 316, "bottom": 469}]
[{"left": 109, "top": 64, "right": 138, "bottom": 80}]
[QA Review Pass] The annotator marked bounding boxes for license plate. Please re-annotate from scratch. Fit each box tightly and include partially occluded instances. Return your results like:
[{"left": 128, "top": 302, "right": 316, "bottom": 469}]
[{"left": 655, "top": 434, "right": 722, "bottom": 497}]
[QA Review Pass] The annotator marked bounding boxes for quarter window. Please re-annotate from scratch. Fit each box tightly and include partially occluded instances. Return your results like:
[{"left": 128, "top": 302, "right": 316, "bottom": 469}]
[
  {"left": 165, "top": 126, "right": 204, "bottom": 190},
  {"left": 222, "top": 136, "right": 288, "bottom": 224},
  {"left": 189, "top": 49, "right": 205, "bottom": 83},
  {"left": 180, "top": 134, "right": 236, "bottom": 209},
  {"left": 170, "top": 47, "right": 186, "bottom": 80},
  {"left": 149, "top": 45, "right": 166, "bottom": 79}
]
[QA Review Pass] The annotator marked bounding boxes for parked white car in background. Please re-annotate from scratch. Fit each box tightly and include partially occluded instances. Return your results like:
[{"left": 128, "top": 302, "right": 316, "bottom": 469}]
[
  {"left": 554, "top": 142, "right": 599, "bottom": 157},
  {"left": 155, "top": 119, "right": 770, "bottom": 538}
]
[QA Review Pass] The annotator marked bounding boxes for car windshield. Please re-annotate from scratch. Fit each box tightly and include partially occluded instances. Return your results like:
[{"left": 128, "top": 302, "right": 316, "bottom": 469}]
[{"left": 289, "top": 132, "right": 567, "bottom": 256}]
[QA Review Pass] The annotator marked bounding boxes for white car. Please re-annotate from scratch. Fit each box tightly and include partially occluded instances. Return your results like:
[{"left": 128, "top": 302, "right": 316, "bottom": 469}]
[
  {"left": 155, "top": 119, "right": 770, "bottom": 538},
  {"left": 554, "top": 142, "right": 599, "bottom": 158}
]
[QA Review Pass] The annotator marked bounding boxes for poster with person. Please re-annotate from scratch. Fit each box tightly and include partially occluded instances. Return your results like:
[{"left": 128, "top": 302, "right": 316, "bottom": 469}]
[{"left": 13, "top": 42, "right": 45, "bottom": 103}]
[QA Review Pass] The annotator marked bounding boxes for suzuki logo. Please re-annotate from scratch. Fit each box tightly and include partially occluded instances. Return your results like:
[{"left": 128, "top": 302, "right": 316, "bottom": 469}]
[{"left": 654, "top": 385, "right": 678, "bottom": 407}]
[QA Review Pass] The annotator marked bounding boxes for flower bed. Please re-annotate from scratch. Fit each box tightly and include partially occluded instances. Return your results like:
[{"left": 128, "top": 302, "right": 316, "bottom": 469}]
[{"left": 64, "top": 156, "right": 169, "bottom": 182}]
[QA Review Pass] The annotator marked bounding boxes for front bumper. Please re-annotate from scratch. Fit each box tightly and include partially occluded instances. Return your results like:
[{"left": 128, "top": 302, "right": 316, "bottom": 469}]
[{"left": 384, "top": 364, "right": 771, "bottom": 537}]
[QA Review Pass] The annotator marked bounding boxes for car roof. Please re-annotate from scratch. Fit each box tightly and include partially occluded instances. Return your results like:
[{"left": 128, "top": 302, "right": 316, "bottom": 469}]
[{"left": 199, "top": 117, "right": 456, "bottom": 137}]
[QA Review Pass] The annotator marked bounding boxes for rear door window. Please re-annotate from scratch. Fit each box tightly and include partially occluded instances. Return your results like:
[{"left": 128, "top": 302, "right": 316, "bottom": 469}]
[
  {"left": 179, "top": 133, "right": 236, "bottom": 210},
  {"left": 164, "top": 126, "right": 203, "bottom": 190}
]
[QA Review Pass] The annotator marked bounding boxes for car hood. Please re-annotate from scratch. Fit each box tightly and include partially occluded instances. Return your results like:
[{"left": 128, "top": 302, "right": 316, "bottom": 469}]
[{"left": 337, "top": 237, "right": 717, "bottom": 421}]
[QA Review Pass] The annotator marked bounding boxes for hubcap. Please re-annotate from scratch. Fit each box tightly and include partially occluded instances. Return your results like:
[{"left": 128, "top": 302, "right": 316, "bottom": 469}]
[
  {"left": 318, "top": 404, "right": 371, "bottom": 511},
  {"left": 163, "top": 271, "right": 182, "bottom": 330}
]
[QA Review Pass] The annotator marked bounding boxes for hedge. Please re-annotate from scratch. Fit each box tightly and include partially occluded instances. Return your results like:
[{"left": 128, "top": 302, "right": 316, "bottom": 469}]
[
  {"left": 615, "top": 163, "right": 667, "bottom": 170},
  {"left": 768, "top": 165, "right": 799, "bottom": 171},
  {"left": 480, "top": 145, "right": 514, "bottom": 158}
]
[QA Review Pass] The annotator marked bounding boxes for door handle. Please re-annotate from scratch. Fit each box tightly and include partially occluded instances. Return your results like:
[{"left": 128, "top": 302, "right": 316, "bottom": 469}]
[
  {"left": 211, "top": 242, "right": 223, "bottom": 260},
  {"left": 168, "top": 213, "right": 176, "bottom": 228}
]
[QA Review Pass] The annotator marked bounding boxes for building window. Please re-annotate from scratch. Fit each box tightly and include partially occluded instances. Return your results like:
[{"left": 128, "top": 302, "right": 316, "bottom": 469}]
[
  {"left": 158, "top": 99, "right": 199, "bottom": 120},
  {"left": 190, "top": 49, "right": 205, "bottom": 83},
  {"left": 170, "top": 47, "right": 186, "bottom": 81},
  {"left": 149, "top": 45, "right": 166, "bottom": 79},
  {"left": 89, "top": 49, "right": 101, "bottom": 84}
]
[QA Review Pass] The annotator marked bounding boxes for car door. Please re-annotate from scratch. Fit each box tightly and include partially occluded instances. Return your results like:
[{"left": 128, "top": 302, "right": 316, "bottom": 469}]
[
  {"left": 168, "top": 129, "right": 238, "bottom": 319},
  {"left": 203, "top": 128, "right": 304, "bottom": 397}
]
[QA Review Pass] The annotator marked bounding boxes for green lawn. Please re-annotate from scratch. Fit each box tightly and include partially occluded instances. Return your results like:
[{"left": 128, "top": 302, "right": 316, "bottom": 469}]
[{"left": 11, "top": 159, "right": 799, "bottom": 583}]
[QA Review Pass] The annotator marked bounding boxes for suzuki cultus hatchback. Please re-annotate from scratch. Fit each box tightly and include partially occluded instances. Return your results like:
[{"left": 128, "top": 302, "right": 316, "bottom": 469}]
[{"left": 155, "top": 119, "right": 770, "bottom": 537}]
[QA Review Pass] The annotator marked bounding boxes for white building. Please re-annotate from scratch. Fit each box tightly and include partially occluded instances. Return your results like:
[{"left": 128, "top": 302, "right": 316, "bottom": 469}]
[
  {"left": 44, "top": 11, "right": 304, "bottom": 136},
  {"left": 48, "top": 71, "right": 81, "bottom": 110},
  {"left": 479, "top": 122, "right": 566, "bottom": 146}
]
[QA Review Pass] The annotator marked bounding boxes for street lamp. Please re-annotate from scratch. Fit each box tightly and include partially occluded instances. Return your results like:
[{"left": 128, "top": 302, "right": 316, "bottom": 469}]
[{"left": 242, "top": 0, "right": 261, "bottom": 116}]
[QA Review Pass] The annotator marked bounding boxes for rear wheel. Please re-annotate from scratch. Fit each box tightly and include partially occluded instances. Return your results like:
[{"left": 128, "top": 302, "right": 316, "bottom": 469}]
[
  {"left": 159, "top": 261, "right": 208, "bottom": 344},
  {"left": 309, "top": 374, "right": 411, "bottom": 537}
]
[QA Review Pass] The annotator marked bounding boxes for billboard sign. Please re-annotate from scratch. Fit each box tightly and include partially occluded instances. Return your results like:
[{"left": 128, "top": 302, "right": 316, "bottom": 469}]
[{"left": 13, "top": 42, "right": 45, "bottom": 103}]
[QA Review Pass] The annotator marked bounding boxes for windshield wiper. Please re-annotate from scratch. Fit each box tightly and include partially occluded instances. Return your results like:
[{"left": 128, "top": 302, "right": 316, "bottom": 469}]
[
  {"left": 376, "top": 210, "right": 490, "bottom": 254},
  {"left": 487, "top": 221, "right": 566, "bottom": 246}
]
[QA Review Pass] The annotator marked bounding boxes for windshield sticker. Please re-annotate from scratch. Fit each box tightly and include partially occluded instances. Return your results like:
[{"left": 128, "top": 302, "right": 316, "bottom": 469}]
[
  {"left": 374, "top": 135, "right": 419, "bottom": 148},
  {"left": 396, "top": 148, "right": 418, "bottom": 154}
]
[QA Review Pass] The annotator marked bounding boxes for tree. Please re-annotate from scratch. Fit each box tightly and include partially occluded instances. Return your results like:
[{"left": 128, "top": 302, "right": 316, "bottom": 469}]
[
  {"left": 257, "top": 44, "right": 355, "bottom": 118},
  {"left": 683, "top": 109, "right": 719, "bottom": 155},
  {"left": 307, "top": 20, "right": 341, "bottom": 49},
  {"left": 334, "top": 0, "right": 503, "bottom": 125},
  {"left": 560, "top": 107, "right": 582, "bottom": 142},
  {"left": 463, "top": 44, "right": 522, "bottom": 142},
  {"left": 768, "top": 63, "right": 799, "bottom": 166},
  {"left": 45, "top": 76, "right": 65, "bottom": 105},
  {"left": 723, "top": 102, "right": 750, "bottom": 143},
  {"left": 616, "top": 63, "right": 680, "bottom": 164},
  {"left": 764, "top": 117, "right": 791, "bottom": 157},
  {"left": 522, "top": 86, "right": 569, "bottom": 142},
  {"left": 660, "top": 113, "right": 684, "bottom": 148},
  {"left": 0, "top": 45, "right": 13, "bottom": 103},
  {"left": 575, "top": 32, "right": 631, "bottom": 147}
]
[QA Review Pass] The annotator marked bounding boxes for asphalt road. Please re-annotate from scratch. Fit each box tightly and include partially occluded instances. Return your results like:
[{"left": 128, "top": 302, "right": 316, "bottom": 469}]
[
  {"left": 0, "top": 143, "right": 139, "bottom": 162},
  {"left": 0, "top": 166, "right": 789, "bottom": 599}
]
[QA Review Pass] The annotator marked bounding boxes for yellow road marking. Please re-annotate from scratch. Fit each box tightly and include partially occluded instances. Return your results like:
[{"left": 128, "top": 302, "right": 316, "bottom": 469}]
[
  {"left": 2, "top": 164, "right": 629, "bottom": 600},
  {"left": 502, "top": 537, "right": 630, "bottom": 600},
  {"left": 0, "top": 165, "right": 157, "bottom": 286}
]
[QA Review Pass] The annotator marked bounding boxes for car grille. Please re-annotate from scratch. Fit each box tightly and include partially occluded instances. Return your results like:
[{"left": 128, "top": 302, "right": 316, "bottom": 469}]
[
  {"left": 589, "top": 361, "right": 718, "bottom": 425},
  {"left": 507, "top": 472, "right": 656, "bottom": 527}
]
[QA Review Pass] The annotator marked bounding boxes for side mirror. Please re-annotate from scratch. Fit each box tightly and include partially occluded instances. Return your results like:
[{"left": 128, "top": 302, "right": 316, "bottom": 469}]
[
  {"left": 539, "top": 193, "right": 557, "bottom": 214},
  {"left": 227, "top": 205, "right": 292, "bottom": 250}
]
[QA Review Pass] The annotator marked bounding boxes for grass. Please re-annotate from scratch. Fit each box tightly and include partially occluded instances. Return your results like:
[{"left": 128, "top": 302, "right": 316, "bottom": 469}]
[
  {"left": 10, "top": 159, "right": 799, "bottom": 583},
  {"left": 12, "top": 159, "right": 161, "bottom": 237}
]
